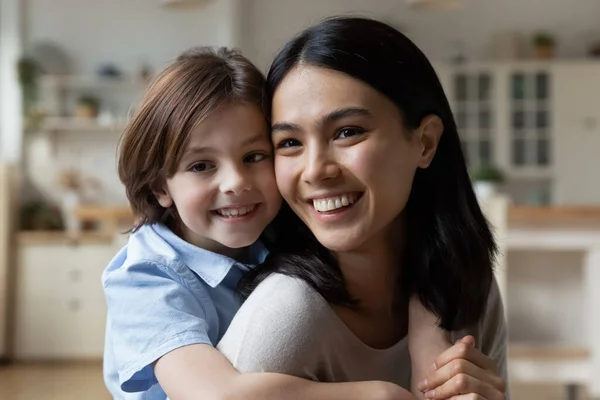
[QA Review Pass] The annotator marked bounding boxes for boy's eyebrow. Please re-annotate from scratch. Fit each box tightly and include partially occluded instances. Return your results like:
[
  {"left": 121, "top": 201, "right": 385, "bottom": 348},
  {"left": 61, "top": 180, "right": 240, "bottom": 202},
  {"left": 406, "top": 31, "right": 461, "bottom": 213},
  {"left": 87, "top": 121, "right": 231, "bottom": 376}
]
[
  {"left": 271, "top": 107, "right": 372, "bottom": 135},
  {"left": 241, "top": 132, "right": 270, "bottom": 146},
  {"left": 183, "top": 132, "right": 269, "bottom": 155}
]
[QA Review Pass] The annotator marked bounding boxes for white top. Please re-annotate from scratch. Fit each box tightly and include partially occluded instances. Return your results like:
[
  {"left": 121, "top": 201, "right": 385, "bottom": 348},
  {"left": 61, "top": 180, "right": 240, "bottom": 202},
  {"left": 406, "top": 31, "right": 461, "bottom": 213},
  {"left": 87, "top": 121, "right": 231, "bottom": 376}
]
[{"left": 218, "top": 273, "right": 509, "bottom": 392}]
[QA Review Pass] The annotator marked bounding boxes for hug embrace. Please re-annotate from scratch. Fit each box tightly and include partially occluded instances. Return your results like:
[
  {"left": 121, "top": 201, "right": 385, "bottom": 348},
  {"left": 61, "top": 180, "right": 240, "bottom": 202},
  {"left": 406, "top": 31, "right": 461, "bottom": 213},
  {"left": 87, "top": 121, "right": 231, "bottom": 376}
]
[{"left": 102, "top": 16, "right": 509, "bottom": 400}]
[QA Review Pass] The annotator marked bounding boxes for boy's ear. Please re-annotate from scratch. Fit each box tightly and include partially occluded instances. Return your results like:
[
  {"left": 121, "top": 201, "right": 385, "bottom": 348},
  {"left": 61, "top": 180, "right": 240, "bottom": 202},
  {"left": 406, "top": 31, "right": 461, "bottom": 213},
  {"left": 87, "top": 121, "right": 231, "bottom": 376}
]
[{"left": 151, "top": 179, "right": 173, "bottom": 208}]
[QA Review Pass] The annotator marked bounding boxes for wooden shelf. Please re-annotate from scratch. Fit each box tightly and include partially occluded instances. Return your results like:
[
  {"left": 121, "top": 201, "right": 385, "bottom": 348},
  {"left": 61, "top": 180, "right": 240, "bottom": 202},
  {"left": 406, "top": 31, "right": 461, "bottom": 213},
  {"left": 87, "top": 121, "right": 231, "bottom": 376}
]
[
  {"left": 509, "top": 343, "right": 590, "bottom": 361},
  {"left": 509, "top": 205, "right": 600, "bottom": 223},
  {"left": 41, "top": 75, "right": 148, "bottom": 90},
  {"left": 39, "top": 117, "right": 126, "bottom": 133},
  {"left": 17, "top": 231, "right": 114, "bottom": 245},
  {"left": 74, "top": 205, "right": 134, "bottom": 221},
  {"left": 74, "top": 205, "right": 135, "bottom": 232},
  {"left": 508, "top": 343, "right": 591, "bottom": 384}
]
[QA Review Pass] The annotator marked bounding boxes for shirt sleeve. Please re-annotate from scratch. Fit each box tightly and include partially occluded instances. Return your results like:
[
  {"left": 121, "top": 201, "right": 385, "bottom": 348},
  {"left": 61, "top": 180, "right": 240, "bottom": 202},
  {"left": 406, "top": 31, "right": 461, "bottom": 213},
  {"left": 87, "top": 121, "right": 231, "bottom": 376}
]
[
  {"left": 462, "top": 279, "right": 511, "bottom": 400},
  {"left": 476, "top": 278, "right": 511, "bottom": 399},
  {"left": 103, "top": 259, "right": 213, "bottom": 393},
  {"left": 217, "top": 274, "right": 325, "bottom": 379},
  {"left": 450, "top": 278, "right": 511, "bottom": 399}
]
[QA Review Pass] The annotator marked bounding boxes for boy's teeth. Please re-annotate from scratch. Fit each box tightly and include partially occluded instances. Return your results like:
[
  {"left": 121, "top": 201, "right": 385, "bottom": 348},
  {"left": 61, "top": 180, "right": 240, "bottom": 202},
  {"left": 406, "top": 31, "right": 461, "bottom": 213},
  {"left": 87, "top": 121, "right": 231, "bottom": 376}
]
[
  {"left": 217, "top": 205, "right": 255, "bottom": 217},
  {"left": 312, "top": 194, "right": 357, "bottom": 212}
]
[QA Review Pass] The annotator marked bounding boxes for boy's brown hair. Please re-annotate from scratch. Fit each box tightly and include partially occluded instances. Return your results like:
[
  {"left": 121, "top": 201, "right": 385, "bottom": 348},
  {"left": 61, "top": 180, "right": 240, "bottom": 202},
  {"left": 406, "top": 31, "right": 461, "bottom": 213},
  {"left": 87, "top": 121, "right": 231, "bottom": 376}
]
[{"left": 117, "top": 47, "right": 267, "bottom": 231}]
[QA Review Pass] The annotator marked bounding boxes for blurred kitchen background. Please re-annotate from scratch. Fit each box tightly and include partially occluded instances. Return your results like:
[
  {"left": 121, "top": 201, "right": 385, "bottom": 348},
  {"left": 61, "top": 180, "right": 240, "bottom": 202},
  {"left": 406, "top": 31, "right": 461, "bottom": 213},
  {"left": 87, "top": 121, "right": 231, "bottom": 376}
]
[{"left": 1, "top": 0, "right": 600, "bottom": 399}]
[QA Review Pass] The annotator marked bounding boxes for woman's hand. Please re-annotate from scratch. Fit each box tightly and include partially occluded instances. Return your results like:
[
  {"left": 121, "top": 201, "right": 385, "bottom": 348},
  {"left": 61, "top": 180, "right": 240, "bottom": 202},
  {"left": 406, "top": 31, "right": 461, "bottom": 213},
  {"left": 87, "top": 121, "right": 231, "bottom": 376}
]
[{"left": 416, "top": 336, "right": 507, "bottom": 400}]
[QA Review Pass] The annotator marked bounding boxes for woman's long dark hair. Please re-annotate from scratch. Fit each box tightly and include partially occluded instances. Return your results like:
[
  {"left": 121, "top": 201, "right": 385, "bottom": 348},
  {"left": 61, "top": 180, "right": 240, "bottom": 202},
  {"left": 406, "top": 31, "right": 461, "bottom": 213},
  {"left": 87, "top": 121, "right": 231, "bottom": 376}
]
[{"left": 245, "top": 17, "right": 497, "bottom": 331}]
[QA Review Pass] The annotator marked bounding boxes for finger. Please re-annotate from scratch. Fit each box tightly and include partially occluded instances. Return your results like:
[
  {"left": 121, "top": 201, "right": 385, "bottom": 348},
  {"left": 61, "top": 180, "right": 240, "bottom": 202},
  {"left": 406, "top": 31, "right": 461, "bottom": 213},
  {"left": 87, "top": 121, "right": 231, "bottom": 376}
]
[
  {"left": 424, "top": 373, "right": 502, "bottom": 400},
  {"left": 449, "top": 395, "right": 489, "bottom": 400},
  {"left": 458, "top": 335, "right": 476, "bottom": 346},
  {"left": 420, "top": 359, "right": 505, "bottom": 393},
  {"left": 432, "top": 342, "right": 497, "bottom": 373}
]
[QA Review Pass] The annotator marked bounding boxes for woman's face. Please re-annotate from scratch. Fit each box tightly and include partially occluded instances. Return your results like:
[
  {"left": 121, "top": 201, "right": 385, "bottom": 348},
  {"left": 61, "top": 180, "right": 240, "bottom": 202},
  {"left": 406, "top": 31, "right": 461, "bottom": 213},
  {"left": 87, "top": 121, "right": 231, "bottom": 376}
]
[{"left": 271, "top": 66, "right": 441, "bottom": 253}]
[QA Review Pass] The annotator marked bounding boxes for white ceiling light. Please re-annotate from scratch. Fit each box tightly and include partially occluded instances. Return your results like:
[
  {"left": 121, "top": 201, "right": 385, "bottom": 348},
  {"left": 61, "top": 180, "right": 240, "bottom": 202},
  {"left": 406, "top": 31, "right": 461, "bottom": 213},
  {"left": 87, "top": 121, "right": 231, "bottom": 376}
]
[
  {"left": 406, "top": 0, "right": 464, "bottom": 10},
  {"left": 160, "top": 0, "right": 207, "bottom": 6}
]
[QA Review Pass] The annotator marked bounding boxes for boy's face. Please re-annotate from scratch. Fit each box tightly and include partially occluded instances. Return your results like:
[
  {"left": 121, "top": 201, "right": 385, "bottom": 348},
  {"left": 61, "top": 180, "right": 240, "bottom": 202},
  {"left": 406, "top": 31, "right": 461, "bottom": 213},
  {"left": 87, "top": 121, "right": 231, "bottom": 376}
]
[{"left": 154, "top": 103, "right": 281, "bottom": 256}]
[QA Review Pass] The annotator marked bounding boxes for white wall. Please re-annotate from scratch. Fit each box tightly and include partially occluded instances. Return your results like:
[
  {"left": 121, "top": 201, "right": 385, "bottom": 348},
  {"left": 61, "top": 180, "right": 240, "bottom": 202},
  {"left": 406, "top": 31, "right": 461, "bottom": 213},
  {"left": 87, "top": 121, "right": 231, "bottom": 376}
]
[
  {"left": 25, "top": 0, "right": 240, "bottom": 75},
  {"left": 1, "top": 0, "right": 24, "bottom": 163},
  {"left": 245, "top": 0, "right": 600, "bottom": 71},
  {"left": 25, "top": 0, "right": 600, "bottom": 75}
]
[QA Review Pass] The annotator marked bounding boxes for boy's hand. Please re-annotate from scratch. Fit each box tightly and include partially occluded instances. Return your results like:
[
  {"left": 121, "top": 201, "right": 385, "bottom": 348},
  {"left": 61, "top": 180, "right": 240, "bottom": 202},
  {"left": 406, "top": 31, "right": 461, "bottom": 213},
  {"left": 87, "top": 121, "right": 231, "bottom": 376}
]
[{"left": 417, "top": 336, "right": 507, "bottom": 400}]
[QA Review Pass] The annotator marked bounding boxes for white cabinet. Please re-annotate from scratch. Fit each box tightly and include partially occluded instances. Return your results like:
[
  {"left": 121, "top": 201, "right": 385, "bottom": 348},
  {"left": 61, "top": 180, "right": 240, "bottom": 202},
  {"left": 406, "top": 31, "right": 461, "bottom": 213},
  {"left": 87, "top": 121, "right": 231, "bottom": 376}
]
[
  {"left": 436, "top": 60, "right": 600, "bottom": 205},
  {"left": 553, "top": 64, "right": 600, "bottom": 205},
  {"left": 13, "top": 238, "right": 114, "bottom": 360}
]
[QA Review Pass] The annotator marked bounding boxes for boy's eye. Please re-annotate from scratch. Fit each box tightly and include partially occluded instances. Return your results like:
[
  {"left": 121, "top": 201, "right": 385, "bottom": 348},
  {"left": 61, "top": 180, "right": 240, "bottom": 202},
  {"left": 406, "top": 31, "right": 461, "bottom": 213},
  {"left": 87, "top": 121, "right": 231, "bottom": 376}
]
[
  {"left": 276, "top": 138, "right": 301, "bottom": 149},
  {"left": 244, "top": 153, "right": 268, "bottom": 163},
  {"left": 336, "top": 127, "right": 365, "bottom": 139},
  {"left": 190, "top": 162, "right": 215, "bottom": 173}
]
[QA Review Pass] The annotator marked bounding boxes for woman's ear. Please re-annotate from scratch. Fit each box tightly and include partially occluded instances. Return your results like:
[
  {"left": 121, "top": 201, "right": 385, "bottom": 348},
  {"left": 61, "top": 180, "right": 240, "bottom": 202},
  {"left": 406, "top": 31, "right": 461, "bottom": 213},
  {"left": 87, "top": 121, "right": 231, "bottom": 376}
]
[
  {"left": 151, "top": 179, "right": 173, "bottom": 208},
  {"left": 416, "top": 115, "right": 443, "bottom": 169}
]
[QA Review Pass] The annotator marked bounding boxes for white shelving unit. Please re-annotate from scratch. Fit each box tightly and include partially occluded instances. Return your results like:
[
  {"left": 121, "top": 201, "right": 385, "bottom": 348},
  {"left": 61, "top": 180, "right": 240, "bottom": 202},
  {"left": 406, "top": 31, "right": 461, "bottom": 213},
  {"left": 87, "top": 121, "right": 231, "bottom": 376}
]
[
  {"left": 435, "top": 60, "right": 600, "bottom": 206},
  {"left": 35, "top": 74, "right": 148, "bottom": 134},
  {"left": 41, "top": 75, "right": 148, "bottom": 89},
  {"left": 39, "top": 116, "right": 126, "bottom": 133},
  {"left": 482, "top": 197, "right": 600, "bottom": 398}
]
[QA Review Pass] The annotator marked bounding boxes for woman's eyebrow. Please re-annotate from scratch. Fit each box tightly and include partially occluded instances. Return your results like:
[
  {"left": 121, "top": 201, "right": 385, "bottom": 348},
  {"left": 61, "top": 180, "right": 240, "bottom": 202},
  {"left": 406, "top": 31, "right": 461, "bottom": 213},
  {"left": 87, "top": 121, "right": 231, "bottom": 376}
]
[
  {"left": 271, "top": 107, "right": 372, "bottom": 135},
  {"left": 271, "top": 122, "right": 302, "bottom": 135},
  {"left": 317, "top": 107, "right": 372, "bottom": 127}
]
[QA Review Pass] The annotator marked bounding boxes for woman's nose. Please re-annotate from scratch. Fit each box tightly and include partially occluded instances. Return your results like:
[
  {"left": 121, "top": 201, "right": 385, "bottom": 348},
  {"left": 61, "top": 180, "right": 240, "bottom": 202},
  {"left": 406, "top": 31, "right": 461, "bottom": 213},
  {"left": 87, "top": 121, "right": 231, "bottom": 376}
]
[{"left": 301, "top": 145, "right": 341, "bottom": 184}]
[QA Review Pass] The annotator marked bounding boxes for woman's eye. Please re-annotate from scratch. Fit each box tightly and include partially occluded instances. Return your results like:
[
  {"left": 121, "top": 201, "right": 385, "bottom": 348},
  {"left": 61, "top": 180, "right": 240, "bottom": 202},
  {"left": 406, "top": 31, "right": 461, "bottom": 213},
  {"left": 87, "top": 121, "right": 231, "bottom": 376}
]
[
  {"left": 336, "top": 127, "right": 365, "bottom": 139},
  {"left": 190, "top": 162, "right": 215, "bottom": 173},
  {"left": 244, "top": 153, "right": 268, "bottom": 163},
  {"left": 276, "top": 138, "right": 302, "bottom": 149}
]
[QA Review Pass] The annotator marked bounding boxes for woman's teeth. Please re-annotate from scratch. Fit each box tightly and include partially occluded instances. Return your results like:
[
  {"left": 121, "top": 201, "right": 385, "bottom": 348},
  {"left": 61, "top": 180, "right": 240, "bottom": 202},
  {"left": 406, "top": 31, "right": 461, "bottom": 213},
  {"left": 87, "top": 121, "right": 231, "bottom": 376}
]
[
  {"left": 312, "top": 193, "right": 358, "bottom": 212},
  {"left": 216, "top": 205, "right": 255, "bottom": 217}
]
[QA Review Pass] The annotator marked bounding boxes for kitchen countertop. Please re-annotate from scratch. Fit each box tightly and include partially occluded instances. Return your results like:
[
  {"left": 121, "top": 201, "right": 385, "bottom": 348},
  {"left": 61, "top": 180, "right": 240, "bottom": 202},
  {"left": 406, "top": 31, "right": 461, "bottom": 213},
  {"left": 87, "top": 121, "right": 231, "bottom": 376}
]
[
  {"left": 508, "top": 205, "right": 600, "bottom": 228},
  {"left": 16, "top": 204, "right": 600, "bottom": 245},
  {"left": 74, "top": 204, "right": 600, "bottom": 224},
  {"left": 17, "top": 230, "right": 116, "bottom": 245}
]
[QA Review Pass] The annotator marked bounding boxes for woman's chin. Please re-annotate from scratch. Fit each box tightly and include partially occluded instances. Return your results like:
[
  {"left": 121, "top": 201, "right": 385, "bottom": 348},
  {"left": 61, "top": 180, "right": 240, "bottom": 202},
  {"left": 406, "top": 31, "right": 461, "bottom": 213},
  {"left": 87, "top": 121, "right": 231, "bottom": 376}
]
[{"left": 313, "top": 234, "right": 363, "bottom": 253}]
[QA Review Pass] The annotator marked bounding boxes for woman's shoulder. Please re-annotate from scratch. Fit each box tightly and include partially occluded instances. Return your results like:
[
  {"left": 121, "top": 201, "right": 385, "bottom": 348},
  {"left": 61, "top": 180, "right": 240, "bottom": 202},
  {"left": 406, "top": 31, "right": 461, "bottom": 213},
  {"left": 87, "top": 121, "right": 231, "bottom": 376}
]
[
  {"left": 218, "top": 273, "right": 332, "bottom": 374},
  {"left": 242, "top": 273, "right": 330, "bottom": 318},
  {"left": 451, "top": 277, "right": 508, "bottom": 377}
]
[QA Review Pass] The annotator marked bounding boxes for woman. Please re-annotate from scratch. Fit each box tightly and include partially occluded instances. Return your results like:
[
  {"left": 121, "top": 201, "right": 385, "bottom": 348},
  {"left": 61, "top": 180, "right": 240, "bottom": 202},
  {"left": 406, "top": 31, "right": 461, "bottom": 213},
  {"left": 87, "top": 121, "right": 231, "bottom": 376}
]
[{"left": 218, "top": 17, "right": 509, "bottom": 400}]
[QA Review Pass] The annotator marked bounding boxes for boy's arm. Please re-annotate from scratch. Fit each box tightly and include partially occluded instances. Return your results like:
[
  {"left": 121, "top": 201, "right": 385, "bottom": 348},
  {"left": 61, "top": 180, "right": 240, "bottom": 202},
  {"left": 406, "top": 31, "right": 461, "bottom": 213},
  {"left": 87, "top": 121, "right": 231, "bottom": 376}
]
[
  {"left": 154, "top": 343, "right": 413, "bottom": 400},
  {"left": 157, "top": 274, "right": 415, "bottom": 400}
]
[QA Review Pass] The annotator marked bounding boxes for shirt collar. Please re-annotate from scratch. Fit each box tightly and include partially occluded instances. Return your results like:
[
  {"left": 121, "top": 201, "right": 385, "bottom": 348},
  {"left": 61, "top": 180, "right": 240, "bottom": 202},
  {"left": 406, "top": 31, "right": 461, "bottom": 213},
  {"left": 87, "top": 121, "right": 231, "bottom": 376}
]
[{"left": 152, "top": 224, "right": 268, "bottom": 288}]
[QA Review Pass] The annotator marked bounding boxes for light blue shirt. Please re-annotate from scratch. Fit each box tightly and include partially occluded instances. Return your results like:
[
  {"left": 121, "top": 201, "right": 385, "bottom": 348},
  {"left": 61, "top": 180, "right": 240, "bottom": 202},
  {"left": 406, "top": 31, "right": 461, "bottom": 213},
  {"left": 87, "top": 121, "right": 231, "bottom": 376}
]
[{"left": 102, "top": 223, "right": 268, "bottom": 399}]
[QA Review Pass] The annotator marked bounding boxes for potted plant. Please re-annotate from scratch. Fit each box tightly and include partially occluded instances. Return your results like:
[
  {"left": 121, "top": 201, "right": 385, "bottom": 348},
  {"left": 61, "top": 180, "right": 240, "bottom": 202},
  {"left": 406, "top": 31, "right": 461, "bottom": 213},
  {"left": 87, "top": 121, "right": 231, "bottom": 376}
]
[
  {"left": 533, "top": 32, "right": 556, "bottom": 60},
  {"left": 75, "top": 95, "right": 101, "bottom": 119},
  {"left": 17, "top": 57, "right": 46, "bottom": 131},
  {"left": 471, "top": 164, "right": 505, "bottom": 200}
]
